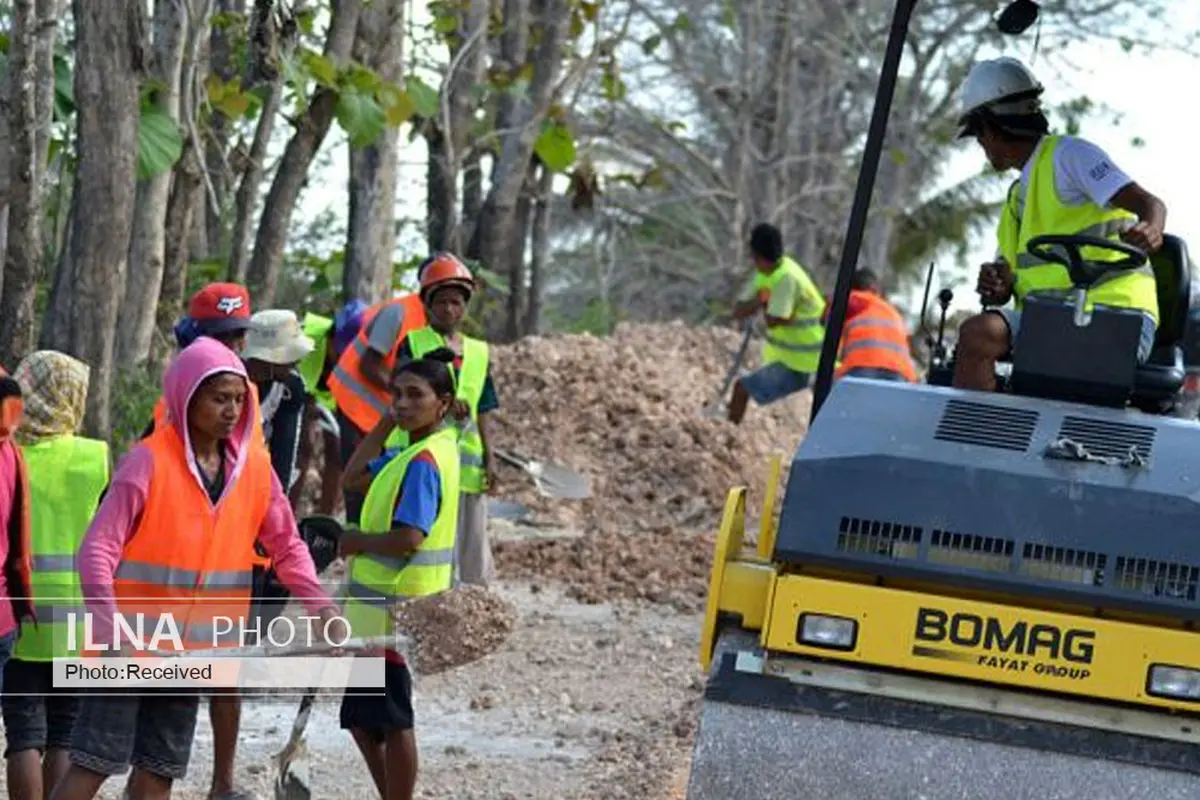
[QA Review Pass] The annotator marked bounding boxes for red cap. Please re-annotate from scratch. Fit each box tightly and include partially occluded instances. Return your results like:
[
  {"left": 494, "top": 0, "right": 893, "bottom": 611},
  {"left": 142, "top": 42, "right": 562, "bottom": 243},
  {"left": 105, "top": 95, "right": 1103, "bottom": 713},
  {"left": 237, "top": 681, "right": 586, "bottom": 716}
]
[{"left": 187, "top": 283, "right": 253, "bottom": 333}]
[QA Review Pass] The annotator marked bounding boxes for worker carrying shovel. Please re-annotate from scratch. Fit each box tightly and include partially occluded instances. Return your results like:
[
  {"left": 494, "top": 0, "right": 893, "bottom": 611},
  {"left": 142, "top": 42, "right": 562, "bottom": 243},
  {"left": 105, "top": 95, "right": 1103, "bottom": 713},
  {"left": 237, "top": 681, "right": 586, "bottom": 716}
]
[
  {"left": 951, "top": 56, "right": 1168, "bottom": 391},
  {"left": 727, "top": 223, "right": 827, "bottom": 424}
]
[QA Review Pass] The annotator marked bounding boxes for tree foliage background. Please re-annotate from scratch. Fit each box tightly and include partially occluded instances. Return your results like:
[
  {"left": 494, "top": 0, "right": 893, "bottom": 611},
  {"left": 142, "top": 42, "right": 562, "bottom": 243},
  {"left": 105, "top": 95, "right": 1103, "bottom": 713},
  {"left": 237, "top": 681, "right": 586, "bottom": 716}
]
[{"left": 0, "top": 0, "right": 1193, "bottom": 440}]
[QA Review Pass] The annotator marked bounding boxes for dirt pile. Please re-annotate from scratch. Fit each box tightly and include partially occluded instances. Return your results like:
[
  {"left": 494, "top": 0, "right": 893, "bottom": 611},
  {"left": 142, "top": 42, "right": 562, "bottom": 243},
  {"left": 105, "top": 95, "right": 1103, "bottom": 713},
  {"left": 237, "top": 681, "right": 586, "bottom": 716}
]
[
  {"left": 489, "top": 322, "right": 808, "bottom": 606},
  {"left": 393, "top": 585, "right": 518, "bottom": 675},
  {"left": 489, "top": 321, "right": 809, "bottom": 534}
]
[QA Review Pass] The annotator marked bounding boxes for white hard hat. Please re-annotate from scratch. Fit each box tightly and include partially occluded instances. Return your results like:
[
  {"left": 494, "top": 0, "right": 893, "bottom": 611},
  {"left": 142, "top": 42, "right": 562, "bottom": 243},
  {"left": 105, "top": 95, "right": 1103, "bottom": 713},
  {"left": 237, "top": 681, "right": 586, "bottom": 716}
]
[{"left": 956, "top": 57, "right": 1044, "bottom": 137}]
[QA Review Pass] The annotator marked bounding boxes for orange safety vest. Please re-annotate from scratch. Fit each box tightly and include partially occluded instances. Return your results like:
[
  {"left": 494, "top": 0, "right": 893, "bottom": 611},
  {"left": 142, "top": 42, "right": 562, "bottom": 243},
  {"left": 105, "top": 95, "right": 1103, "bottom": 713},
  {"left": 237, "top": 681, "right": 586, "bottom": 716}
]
[
  {"left": 835, "top": 290, "right": 918, "bottom": 382},
  {"left": 327, "top": 294, "right": 427, "bottom": 434},
  {"left": 110, "top": 420, "right": 273, "bottom": 653},
  {"left": 152, "top": 383, "right": 271, "bottom": 568}
]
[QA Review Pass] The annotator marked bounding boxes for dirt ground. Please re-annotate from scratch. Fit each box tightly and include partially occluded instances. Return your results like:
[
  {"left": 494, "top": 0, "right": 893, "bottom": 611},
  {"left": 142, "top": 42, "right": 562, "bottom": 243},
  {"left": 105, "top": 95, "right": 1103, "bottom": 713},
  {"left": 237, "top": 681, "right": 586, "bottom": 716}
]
[{"left": 0, "top": 529, "right": 708, "bottom": 800}]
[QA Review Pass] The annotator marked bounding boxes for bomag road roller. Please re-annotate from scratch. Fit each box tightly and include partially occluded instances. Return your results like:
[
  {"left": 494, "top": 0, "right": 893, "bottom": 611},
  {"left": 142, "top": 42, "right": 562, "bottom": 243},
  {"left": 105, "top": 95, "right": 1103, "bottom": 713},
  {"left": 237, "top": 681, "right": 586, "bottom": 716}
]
[{"left": 687, "top": 3, "right": 1200, "bottom": 799}]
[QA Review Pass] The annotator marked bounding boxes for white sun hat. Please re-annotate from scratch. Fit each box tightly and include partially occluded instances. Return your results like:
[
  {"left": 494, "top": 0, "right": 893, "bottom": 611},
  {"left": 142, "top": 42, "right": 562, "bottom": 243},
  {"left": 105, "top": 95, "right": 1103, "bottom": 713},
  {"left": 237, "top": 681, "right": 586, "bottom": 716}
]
[{"left": 242, "top": 309, "right": 315, "bottom": 365}]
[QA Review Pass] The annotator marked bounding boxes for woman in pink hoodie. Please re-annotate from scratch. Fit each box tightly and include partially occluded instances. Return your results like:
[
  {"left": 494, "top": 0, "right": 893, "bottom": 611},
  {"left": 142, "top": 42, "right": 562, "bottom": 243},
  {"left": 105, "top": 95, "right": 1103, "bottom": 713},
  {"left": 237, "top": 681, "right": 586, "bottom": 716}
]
[{"left": 50, "top": 339, "right": 343, "bottom": 800}]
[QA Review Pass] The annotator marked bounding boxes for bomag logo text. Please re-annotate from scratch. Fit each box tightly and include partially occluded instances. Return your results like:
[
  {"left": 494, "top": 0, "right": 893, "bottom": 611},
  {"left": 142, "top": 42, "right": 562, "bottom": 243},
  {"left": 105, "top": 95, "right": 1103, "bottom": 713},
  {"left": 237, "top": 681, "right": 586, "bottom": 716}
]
[{"left": 913, "top": 607, "right": 1095, "bottom": 681}]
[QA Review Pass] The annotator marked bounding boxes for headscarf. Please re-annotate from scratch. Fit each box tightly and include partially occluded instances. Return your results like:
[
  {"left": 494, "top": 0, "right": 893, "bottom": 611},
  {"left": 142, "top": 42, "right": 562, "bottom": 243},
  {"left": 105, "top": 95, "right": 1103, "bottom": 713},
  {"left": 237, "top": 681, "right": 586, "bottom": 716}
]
[
  {"left": 163, "top": 338, "right": 255, "bottom": 493},
  {"left": 10, "top": 351, "right": 89, "bottom": 446}
]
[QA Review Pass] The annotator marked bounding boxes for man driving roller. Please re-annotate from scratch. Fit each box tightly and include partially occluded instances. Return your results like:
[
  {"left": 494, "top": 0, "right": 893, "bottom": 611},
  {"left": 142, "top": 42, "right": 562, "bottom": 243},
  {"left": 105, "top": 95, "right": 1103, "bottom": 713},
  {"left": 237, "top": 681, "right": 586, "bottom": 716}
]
[{"left": 951, "top": 56, "right": 1168, "bottom": 392}]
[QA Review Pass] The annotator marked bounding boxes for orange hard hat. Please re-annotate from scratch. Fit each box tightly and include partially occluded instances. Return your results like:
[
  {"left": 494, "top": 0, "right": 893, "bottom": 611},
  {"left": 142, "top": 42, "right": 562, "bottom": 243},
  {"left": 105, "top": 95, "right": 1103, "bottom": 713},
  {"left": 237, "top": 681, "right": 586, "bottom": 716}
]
[{"left": 418, "top": 252, "right": 475, "bottom": 301}]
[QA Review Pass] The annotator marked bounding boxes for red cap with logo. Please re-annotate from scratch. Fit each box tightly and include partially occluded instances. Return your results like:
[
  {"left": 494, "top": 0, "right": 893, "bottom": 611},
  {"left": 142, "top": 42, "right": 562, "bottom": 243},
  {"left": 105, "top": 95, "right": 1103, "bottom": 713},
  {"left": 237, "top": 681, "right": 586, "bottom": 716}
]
[{"left": 188, "top": 283, "right": 253, "bottom": 334}]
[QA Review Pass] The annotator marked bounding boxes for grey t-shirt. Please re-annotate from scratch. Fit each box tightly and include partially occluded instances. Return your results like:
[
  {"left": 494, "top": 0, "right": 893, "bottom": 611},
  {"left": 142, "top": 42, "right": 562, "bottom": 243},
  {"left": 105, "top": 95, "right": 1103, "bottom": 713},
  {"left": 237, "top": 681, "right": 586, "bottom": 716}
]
[{"left": 365, "top": 302, "right": 408, "bottom": 355}]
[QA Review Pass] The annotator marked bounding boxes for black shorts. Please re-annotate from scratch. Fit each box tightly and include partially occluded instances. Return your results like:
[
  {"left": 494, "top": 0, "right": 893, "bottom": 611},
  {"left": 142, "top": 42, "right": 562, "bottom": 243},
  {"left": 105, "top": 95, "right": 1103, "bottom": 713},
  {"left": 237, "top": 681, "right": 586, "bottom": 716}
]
[
  {"left": 340, "top": 657, "right": 413, "bottom": 740},
  {"left": 68, "top": 693, "right": 200, "bottom": 779},
  {"left": 1, "top": 658, "right": 81, "bottom": 756}
]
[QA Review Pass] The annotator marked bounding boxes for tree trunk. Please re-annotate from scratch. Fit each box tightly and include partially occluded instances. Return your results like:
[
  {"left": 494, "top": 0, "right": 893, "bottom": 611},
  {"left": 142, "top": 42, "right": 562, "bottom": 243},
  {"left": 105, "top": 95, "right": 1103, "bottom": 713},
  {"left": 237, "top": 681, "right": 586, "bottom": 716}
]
[
  {"left": 33, "top": 0, "right": 66, "bottom": 164},
  {"left": 67, "top": 0, "right": 147, "bottom": 438},
  {"left": 157, "top": 147, "right": 203, "bottom": 366},
  {"left": 117, "top": 0, "right": 189, "bottom": 366},
  {"left": 0, "top": 0, "right": 44, "bottom": 368},
  {"left": 344, "top": 0, "right": 404, "bottom": 303},
  {"left": 503, "top": 159, "right": 537, "bottom": 341},
  {"left": 461, "top": 149, "right": 483, "bottom": 245},
  {"left": 525, "top": 163, "right": 552, "bottom": 335},
  {"left": 246, "top": 0, "right": 363, "bottom": 305},
  {"left": 39, "top": 190, "right": 74, "bottom": 351},
  {"left": 227, "top": 79, "right": 280, "bottom": 282},
  {"left": 203, "top": 0, "right": 243, "bottom": 257},
  {"left": 468, "top": 0, "right": 570, "bottom": 283}
]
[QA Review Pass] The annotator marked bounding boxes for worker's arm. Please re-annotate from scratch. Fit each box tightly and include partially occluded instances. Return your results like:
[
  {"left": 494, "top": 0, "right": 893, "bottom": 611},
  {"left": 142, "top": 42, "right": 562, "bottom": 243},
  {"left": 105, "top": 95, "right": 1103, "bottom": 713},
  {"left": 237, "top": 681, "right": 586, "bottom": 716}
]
[
  {"left": 1111, "top": 183, "right": 1167, "bottom": 253},
  {"left": 477, "top": 373, "right": 499, "bottom": 490},
  {"left": 762, "top": 273, "right": 799, "bottom": 328},
  {"left": 342, "top": 415, "right": 396, "bottom": 494},
  {"left": 359, "top": 304, "right": 407, "bottom": 390},
  {"left": 731, "top": 274, "right": 764, "bottom": 320},
  {"left": 339, "top": 452, "right": 441, "bottom": 558}
]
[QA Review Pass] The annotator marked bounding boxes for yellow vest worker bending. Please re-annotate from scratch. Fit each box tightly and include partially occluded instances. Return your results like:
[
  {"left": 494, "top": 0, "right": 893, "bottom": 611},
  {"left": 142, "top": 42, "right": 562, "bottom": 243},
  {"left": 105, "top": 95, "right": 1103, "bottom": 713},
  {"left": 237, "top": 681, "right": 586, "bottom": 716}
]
[
  {"left": 728, "top": 223, "right": 827, "bottom": 424},
  {"left": 951, "top": 57, "right": 1168, "bottom": 392}
]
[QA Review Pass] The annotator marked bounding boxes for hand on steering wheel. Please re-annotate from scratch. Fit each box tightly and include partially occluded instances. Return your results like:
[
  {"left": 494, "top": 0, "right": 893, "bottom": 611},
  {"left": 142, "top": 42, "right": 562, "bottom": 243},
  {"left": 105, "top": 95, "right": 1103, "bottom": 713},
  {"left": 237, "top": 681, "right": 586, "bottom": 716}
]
[{"left": 1025, "top": 233, "right": 1147, "bottom": 288}]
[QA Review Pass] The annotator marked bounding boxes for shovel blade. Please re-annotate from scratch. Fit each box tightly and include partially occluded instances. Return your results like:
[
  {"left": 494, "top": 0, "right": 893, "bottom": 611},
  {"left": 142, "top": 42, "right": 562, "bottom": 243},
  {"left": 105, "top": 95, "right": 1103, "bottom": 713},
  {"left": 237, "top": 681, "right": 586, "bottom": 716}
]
[
  {"left": 274, "top": 737, "right": 312, "bottom": 800},
  {"left": 531, "top": 463, "right": 592, "bottom": 500}
]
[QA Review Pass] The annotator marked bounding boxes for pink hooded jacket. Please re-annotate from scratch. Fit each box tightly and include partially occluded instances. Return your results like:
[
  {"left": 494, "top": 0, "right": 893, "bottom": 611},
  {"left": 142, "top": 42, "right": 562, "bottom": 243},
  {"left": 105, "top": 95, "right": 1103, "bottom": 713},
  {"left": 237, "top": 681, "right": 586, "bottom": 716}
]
[{"left": 79, "top": 338, "right": 334, "bottom": 643}]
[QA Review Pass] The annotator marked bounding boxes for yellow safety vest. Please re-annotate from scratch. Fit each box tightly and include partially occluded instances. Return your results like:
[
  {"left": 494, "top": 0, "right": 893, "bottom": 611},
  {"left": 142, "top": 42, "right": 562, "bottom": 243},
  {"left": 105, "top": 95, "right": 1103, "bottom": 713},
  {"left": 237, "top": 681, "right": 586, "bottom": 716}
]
[
  {"left": 298, "top": 312, "right": 335, "bottom": 411},
  {"left": 342, "top": 426, "right": 461, "bottom": 638},
  {"left": 753, "top": 256, "right": 826, "bottom": 373},
  {"left": 17, "top": 435, "right": 109, "bottom": 660},
  {"left": 386, "top": 327, "right": 489, "bottom": 494},
  {"left": 998, "top": 135, "right": 1159, "bottom": 325}
]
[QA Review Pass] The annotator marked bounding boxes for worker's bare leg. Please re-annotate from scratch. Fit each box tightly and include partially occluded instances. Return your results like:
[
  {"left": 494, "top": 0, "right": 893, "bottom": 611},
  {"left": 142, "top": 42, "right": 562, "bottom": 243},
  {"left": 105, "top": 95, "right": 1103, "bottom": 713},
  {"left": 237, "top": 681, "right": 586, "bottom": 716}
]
[
  {"left": 126, "top": 767, "right": 173, "bottom": 800},
  {"left": 45, "top": 749, "right": 71, "bottom": 795},
  {"left": 384, "top": 730, "right": 418, "bottom": 800},
  {"left": 208, "top": 694, "right": 241, "bottom": 797},
  {"left": 349, "top": 729, "right": 387, "bottom": 798},
  {"left": 727, "top": 381, "right": 750, "bottom": 424},
  {"left": 7, "top": 750, "right": 43, "bottom": 800},
  {"left": 952, "top": 312, "right": 1009, "bottom": 392},
  {"left": 47, "top": 764, "right": 106, "bottom": 800}
]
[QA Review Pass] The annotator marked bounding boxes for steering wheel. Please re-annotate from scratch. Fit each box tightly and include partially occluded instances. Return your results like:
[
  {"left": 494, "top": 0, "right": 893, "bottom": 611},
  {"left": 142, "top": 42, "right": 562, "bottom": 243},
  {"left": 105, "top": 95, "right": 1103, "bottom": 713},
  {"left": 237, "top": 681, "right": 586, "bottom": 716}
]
[{"left": 1025, "top": 233, "right": 1147, "bottom": 288}]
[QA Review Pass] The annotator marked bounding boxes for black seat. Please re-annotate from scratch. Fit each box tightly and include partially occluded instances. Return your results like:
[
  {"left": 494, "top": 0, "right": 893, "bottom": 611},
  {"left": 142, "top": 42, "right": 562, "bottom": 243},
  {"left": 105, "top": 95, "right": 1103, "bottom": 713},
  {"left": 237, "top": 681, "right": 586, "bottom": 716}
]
[{"left": 1130, "top": 234, "right": 1190, "bottom": 411}]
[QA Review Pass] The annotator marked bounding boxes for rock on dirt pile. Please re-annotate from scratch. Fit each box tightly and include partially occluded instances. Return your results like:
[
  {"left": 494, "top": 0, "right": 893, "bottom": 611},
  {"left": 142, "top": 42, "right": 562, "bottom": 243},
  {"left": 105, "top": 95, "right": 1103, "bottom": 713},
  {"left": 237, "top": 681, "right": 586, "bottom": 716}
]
[
  {"left": 393, "top": 585, "right": 518, "bottom": 676},
  {"left": 490, "top": 322, "right": 811, "bottom": 607}
]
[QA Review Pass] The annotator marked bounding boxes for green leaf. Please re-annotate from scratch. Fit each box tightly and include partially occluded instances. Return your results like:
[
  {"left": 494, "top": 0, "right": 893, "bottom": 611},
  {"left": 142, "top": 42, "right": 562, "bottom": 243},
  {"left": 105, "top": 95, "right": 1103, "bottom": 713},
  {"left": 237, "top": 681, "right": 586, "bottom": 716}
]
[
  {"left": 569, "top": 8, "right": 586, "bottom": 38},
  {"left": 405, "top": 76, "right": 439, "bottom": 118},
  {"left": 580, "top": 1, "right": 600, "bottom": 21},
  {"left": 335, "top": 87, "right": 386, "bottom": 148},
  {"left": 137, "top": 107, "right": 184, "bottom": 179},
  {"left": 432, "top": 13, "right": 459, "bottom": 35},
  {"left": 673, "top": 13, "right": 691, "bottom": 31},
  {"left": 601, "top": 69, "right": 626, "bottom": 101},
  {"left": 380, "top": 86, "right": 416, "bottom": 126},
  {"left": 53, "top": 52, "right": 74, "bottom": 120},
  {"left": 300, "top": 49, "right": 338, "bottom": 87},
  {"left": 1119, "top": 36, "right": 1134, "bottom": 53},
  {"left": 296, "top": 8, "right": 316, "bottom": 34},
  {"left": 533, "top": 122, "right": 576, "bottom": 172},
  {"left": 640, "top": 34, "right": 662, "bottom": 55}
]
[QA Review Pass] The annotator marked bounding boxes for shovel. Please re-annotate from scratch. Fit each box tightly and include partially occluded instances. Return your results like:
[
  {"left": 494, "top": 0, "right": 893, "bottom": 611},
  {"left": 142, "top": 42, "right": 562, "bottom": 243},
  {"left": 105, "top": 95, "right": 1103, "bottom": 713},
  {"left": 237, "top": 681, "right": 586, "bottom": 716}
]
[
  {"left": 701, "top": 320, "right": 754, "bottom": 419},
  {"left": 272, "top": 516, "right": 347, "bottom": 800},
  {"left": 494, "top": 449, "right": 592, "bottom": 500}
]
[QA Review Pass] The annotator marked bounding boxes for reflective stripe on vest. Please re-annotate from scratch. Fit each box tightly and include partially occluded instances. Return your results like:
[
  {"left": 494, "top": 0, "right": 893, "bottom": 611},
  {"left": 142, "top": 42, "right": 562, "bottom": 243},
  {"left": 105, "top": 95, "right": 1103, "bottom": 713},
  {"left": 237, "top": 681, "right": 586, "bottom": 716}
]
[
  {"left": 997, "top": 135, "right": 1159, "bottom": 325},
  {"left": 386, "top": 327, "right": 490, "bottom": 493},
  {"left": 834, "top": 291, "right": 918, "bottom": 382},
  {"left": 17, "top": 435, "right": 109, "bottom": 660},
  {"left": 110, "top": 421, "right": 273, "bottom": 653},
  {"left": 298, "top": 312, "right": 335, "bottom": 411},
  {"left": 342, "top": 427, "right": 461, "bottom": 638},
  {"left": 754, "top": 256, "right": 827, "bottom": 373},
  {"left": 328, "top": 295, "right": 428, "bottom": 433}
]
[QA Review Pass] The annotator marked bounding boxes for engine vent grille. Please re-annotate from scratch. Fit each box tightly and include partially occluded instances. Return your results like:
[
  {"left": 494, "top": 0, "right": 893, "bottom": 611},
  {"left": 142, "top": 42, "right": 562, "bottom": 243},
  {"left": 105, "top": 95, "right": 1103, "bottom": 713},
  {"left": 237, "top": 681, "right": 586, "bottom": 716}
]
[
  {"left": 934, "top": 400, "right": 1038, "bottom": 452},
  {"left": 1020, "top": 543, "right": 1105, "bottom": 586},
  {"left": 928, "top": 529, "right": 1014, "bottom": 573},
  {"left": 1113, "top": 557, "right": 1199, "bottom": 601},
  {"left": 836, "top": 516, "right": 921, "bottom": 561},
  {"left": 1056, "top": 416, "right": 1156, "bottom": 463}
]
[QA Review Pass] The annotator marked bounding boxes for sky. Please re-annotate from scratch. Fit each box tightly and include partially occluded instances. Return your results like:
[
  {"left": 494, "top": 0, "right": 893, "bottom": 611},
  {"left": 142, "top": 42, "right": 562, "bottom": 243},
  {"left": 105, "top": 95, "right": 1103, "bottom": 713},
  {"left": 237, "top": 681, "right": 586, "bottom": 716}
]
[{"left": 298, "top": 1, "right": 1200, "bottom": 309}]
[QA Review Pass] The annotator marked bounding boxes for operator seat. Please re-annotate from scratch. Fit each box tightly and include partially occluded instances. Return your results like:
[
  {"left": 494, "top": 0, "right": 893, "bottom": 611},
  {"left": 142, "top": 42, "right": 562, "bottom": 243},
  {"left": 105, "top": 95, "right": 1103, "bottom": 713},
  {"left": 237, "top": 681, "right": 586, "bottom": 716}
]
[{"left": 1130, "top": 234, "right": 1190, "bottom": 412}]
